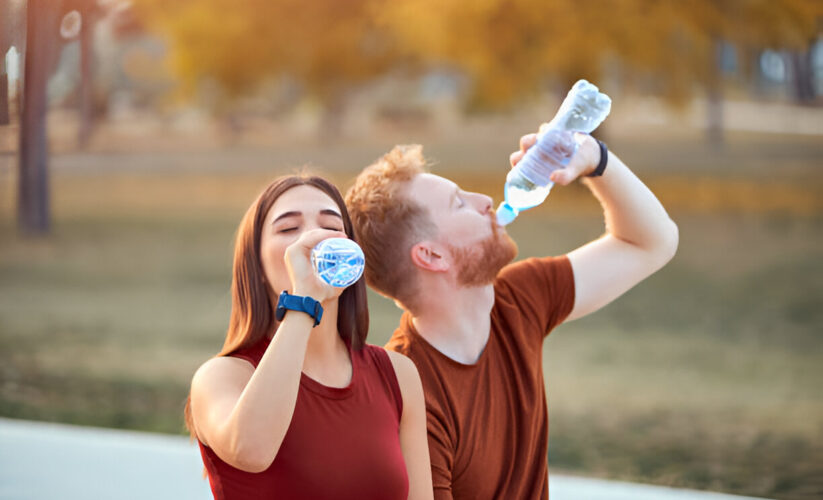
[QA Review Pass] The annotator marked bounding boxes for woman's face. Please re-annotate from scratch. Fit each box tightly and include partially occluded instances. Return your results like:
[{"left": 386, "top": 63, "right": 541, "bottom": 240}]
[{"left": 260, "top": 185, "right": 346, "bottom": 296}]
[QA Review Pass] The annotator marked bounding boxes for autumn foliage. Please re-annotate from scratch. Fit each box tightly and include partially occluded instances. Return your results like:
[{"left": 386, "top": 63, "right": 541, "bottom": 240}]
[{"left": 123, "top": 0, "right": 823, "bottom": 109}]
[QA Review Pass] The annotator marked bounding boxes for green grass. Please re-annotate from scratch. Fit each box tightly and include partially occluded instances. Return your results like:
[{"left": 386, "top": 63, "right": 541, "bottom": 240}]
[{"left": 1, "top": 133, "right": 822, "bottom": 499}]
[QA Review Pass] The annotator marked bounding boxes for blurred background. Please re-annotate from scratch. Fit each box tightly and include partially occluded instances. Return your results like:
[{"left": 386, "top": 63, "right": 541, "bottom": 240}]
[{"left": 1, "top": 0, "right": 822, "bottom": 498}]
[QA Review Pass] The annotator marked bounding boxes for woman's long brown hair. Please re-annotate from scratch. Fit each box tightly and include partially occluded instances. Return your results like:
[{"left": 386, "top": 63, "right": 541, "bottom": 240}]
[{"left": 184, "top": 174, "right": 369, "bottom": 438}]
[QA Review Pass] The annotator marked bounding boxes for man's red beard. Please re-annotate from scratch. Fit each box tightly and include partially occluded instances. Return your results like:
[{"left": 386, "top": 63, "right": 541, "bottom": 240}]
[{"left": 447, "top": 215, "right": 518, "bottom": 287}]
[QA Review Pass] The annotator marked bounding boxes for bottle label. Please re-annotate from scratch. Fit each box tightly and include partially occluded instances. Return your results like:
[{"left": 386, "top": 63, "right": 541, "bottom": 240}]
[{"left": 518, "top": 130, "right": 577, "bottom": 186}]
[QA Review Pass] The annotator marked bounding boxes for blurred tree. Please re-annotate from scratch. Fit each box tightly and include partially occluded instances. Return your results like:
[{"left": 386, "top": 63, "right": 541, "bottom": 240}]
[
  {"left": 133, "top": 0, "right": 820, "bottom": 142},
  {"left": 617, "top": 0, "right": 823, "bottom": 144},
  {"left": 134, "top": 0, "right": 399, "bottom": 135},
  {"left": 379, "top": 0, "right": 822, "bottom": 139},
  {"left": 376, "top": 0, "right": 613, "bottom": 109},
  {"left": 18, "top": 0, "right": 98, "bottom": 234},
  {"left": 19, "top": 0, "right": 63, "bottom": 234},
  {"left": 74, "top": 0, "right": 102, "bottom": 149},
  {"left": 0, "top": 0, "right": 12, "bottom": 125},
  {"left": 786, "top": 43, "right": 817, "bottom": 103}
]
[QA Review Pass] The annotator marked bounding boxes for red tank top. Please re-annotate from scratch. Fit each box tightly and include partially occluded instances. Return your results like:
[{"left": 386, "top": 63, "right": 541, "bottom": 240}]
[{"left": 198, "top": 338, "right": 409, "bottom": 500}]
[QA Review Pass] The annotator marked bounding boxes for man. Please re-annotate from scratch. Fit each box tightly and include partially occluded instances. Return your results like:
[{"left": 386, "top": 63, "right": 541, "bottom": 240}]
[{"left": 345, "top": 131, "right": 678, "bottom": 499}]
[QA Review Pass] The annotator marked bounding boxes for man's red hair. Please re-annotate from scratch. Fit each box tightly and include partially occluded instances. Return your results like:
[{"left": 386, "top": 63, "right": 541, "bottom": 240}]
[{"left": 345, "top": 145, "right": 435, "bottom": 311}]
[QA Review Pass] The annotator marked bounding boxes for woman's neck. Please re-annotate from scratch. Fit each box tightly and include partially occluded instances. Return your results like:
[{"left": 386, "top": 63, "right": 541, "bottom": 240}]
[{"left": 302, "top": 299, "right": 353, "bottom": 387}]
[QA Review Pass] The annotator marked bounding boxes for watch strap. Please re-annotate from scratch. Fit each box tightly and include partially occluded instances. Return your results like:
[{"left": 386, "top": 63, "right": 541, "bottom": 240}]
[
  {"left": 587, "top": 138, "right": 608, "bottom": 177},
  {"left": 276, "top": 291, "right": 323, "bottom": 327}
]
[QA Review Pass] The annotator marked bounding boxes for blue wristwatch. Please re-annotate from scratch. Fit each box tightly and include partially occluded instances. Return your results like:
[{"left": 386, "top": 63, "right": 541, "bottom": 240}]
[{"left": 275, "top": 290, "right": 323, "bottom": 327}]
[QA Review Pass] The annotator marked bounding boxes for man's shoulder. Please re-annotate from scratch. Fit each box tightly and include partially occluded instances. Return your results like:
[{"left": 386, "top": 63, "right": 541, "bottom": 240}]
[
  {"left": 492, "top": 255, "right": 576, "bottom": 339},
  {"left": 496, "top": 255, "right": 570, "bottom": 284},
  {"left": 383, "top": 320, "right": 447, "bottom": 386},
  {"left": 494, "top": 255, "right": 572, "bottom": 299},
  {"left": 384, "top": 328, "right": 414, "bottom": 356},
  {"left": 384, "top": 313, "right": 419, "bottom": 357}
]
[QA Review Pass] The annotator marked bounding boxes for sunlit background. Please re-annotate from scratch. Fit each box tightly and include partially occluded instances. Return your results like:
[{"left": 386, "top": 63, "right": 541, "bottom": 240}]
[{"left": 1, "top": 1, "right": 822, "bottom": 498}]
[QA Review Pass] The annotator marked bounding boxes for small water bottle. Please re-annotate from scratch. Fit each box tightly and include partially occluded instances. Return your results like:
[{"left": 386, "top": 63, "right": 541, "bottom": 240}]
[
  {"left": 311, "top": 238, "right": 365, "bottom": 288},
  {"left": 496, "top": 80, "right": 612, "bottom": 226}
]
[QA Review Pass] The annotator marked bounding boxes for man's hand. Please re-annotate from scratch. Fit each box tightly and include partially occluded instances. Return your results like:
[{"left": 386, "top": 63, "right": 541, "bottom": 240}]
[{"left": 509, "top": 130, "right": 601, "bottom": 186}]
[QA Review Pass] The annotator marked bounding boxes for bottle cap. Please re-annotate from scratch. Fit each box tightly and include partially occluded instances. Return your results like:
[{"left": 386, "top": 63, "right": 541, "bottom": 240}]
[{"left": 495, "top": 203, "right": 517, "bottom": 226}]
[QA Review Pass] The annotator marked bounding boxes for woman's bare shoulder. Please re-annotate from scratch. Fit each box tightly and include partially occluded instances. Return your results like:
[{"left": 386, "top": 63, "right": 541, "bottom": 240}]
[
  {"left": 192, "top": 355, "right": 256, "bottom": 393},
  {"left": 384, "top": 349, "right": 423, "bottom": 393}
]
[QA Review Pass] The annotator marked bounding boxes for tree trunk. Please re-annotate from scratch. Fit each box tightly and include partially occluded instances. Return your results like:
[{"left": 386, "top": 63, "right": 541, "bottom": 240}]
[
  {"left": 705, "top": 38, "right": 724, "bottom": 149},
  {"left": 1, "top": 0, "right": 11, "bottom": 125},
  {"left": 787, "top": 46, "right": 815, "bottom": 104},
  {"left": 19, "top": 0, "right": 63, "bottom": 235},
  {"left": 705, "top": 85, "right": 723, "bottom": 148},
  {"left": 77, "top": 7, "right": 95, "bottom": 149},
  {"left": 0, "top": 73, "right": 8, "bottom": 125}
]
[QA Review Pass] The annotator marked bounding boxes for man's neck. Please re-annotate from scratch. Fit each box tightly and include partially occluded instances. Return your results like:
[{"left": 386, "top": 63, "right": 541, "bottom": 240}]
[{"left": 411, "top": 283, "right": 495, "bottom": 365}]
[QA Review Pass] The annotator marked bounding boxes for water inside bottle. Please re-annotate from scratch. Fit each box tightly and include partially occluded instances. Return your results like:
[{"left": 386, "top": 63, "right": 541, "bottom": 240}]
[
  {"left": 311, "top": 238, "right": 365, "bottom": 288},
  {"left": 495, "top": 79, "right": 612, "bottom": 226},
  {"left": 504, "top": 181, "right": 553, "bottom": 212}
]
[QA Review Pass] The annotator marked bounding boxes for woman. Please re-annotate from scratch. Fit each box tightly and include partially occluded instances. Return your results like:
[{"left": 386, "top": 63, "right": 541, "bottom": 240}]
[{"left": 186, "top": 174, "right": 433, "bottom": 500}]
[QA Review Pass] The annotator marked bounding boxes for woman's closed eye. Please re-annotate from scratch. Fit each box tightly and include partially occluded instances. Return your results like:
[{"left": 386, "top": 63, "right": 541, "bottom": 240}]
[{"left": 278, "top": 225, "right": 342, "bottom": 234}]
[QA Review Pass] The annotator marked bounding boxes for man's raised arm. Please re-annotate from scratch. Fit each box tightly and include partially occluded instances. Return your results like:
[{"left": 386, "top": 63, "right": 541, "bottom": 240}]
[{"left": 511, "top": 133, "right": 679, "bottom": 322}]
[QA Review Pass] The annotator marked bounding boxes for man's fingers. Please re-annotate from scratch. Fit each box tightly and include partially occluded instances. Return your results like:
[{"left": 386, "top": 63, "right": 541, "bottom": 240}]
[
  {"left": 550, "top": 164, "right": 586, "bottom": 186},
  {"left": 519, "top": 133, "right": 538, "bottom": 152},
  {"left": 552, "top": 166, "right": 576, "bottom": 186},
  {"left": 550, "top": 169, "right": 567, "bottom": 186},
  {"left": 511, "top": 132, "right": 538, "bottom": 167},
  {"left": 510, "top": 150, "right": 525, "bottom": 167}
]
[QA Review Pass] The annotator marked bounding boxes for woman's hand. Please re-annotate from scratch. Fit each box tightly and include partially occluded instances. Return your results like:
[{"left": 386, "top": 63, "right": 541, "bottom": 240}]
[{"left": 284, "top": 228, "right": 349, "bottom": 302}]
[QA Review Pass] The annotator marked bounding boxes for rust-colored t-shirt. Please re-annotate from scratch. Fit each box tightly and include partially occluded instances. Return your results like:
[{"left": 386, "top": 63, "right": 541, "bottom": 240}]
[{"left": 386, "top": 256, "right": 575, "bottom": 500}]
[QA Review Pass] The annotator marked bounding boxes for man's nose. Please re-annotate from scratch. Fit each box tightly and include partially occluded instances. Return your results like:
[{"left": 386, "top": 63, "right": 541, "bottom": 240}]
[{"left": 472, "top": 192, "right": 493, "bottom": 214}]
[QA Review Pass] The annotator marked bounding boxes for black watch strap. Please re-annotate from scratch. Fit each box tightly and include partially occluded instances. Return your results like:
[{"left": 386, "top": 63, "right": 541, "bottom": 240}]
[
  {"left": 587, "top": 139, "right": 608, "bottom": 177},
  {"left": 275, "top": 291, "right": 323, "bottom": 327}
]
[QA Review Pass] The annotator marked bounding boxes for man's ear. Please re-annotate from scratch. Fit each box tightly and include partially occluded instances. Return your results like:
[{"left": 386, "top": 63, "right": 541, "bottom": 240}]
[{"left": 410, "top": 241, "right": 449, "bottom": 272}]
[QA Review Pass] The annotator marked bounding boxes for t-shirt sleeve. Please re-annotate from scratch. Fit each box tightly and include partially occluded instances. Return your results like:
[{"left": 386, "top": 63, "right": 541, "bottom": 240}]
[
  {"left": 495, "top": 255, "right": 575, "bottom": 337},
  {"left": 427, "top": 409, "right": 455, "bottom": 499}
]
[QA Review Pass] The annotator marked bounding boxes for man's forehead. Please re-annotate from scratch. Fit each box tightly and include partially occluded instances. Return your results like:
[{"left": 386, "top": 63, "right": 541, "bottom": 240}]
[{"left": 413, "top": 173, "right": 458, "bottom": 194}]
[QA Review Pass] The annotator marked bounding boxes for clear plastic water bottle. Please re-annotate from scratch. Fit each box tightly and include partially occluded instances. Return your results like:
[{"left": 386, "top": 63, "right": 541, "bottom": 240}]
[
  {"left": 311, "top": 238, "right": 365, "bottom": 288},
  {"left": 496, "top": 80, "right": 612, "bottom": 226}
]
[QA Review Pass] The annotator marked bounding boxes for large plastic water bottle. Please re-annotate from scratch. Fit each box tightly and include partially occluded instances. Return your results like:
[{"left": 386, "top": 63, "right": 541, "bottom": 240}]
[
  {"left": 496, "top": 80, "right": 612, "bottom": 226},
  {"left": 311, "top": 238, "right": 365, "bottom": 288}
]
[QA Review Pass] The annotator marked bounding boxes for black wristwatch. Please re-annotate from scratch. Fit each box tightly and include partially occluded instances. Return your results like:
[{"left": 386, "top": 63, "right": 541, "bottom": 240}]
[
  {"left": 587, "top": 138, "right": 608, "bottom": 177},
  {"left": 275, "top": 290, "right": 323, "bottom": 327}
]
